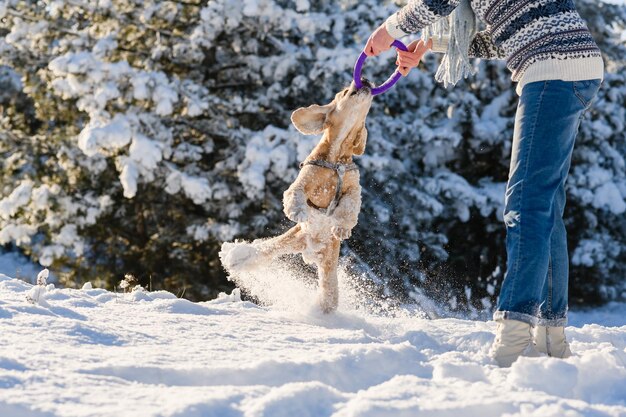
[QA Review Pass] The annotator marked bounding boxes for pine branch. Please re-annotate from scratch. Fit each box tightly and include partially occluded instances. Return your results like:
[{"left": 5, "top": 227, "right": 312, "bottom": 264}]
[
  {"left": 210, "top": 83, "right": 250, "bottom": 90},
  {"left": 163, "top": 117, "right": 230, "bottom": 140},
  {"left": 165, "top": 0, "right": 204, "bottom": 7},
  {"left": 207, "top": 63, "right": 249, "bottom": 76}
]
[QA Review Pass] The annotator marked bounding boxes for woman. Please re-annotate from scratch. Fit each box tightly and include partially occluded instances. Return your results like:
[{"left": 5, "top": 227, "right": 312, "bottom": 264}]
[{"left": 365, "top": 0, "right": 604, "bottom": 367}]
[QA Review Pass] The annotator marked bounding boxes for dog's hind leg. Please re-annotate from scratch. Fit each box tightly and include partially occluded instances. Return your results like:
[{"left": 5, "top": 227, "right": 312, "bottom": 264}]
[
  {"left": 255, "top": 224, "right": 306, "bottom": 259},
  {"left": 221, "top": 226, "right": 305, "bottom": 272},
  {"left": 222, "top": 224, "right": 308, "bottom": 272},
  {"left": 316, "top": 238, "right": 341, "bottom": 313}
]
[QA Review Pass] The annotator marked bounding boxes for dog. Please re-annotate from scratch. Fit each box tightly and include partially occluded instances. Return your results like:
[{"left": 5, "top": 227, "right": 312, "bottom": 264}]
[{"left": 220, "top": 80, "right": 374, "bottom": 313}]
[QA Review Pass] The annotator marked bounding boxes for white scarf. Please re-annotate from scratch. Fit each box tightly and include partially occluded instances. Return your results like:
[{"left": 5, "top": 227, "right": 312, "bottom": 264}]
[{"left": 422, "top": 0, "right": 477, "bottom": 88}]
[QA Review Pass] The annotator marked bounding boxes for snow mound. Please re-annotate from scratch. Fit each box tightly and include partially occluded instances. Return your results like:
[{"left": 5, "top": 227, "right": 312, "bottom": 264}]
[{"left": 0, "top": 276, "right": 625, "bottom": 417}]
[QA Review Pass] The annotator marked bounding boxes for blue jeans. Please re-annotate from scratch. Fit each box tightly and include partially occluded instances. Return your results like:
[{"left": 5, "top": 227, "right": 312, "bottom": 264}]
[{"left": 494, "top": 78, "right": 602, "bottom": 327}]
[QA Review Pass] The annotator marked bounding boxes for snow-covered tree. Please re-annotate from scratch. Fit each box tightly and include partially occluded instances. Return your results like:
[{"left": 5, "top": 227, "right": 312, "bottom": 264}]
[{"left": 0, "top": 0, "right": 624, "bottom": 308}]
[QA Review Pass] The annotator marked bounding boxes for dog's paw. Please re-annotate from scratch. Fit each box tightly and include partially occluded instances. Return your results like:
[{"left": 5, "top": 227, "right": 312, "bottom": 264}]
[
  {"left": 331, "top": 226, "right": 351, "bottom": 240},
  {"left": 220, "top": 242, "right": 259, "bottom": 272},
  {"left": 286, "top": 207, "right": 308, "bottom": 224},
  {"left": 317, "top": 292, "right": 339, "bottom": 314}
]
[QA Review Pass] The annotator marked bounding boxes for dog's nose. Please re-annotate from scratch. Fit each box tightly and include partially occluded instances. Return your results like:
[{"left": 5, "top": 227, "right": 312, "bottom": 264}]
[
  {"left": 348, "top": 78, "right": 372, "bottom": 96},
  {"left": 360, "top": 78, "right": 374, "bottom": 89}
]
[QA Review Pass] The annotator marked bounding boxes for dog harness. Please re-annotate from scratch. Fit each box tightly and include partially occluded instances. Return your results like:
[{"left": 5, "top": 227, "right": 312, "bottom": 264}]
[{"left": 299, "top": 160, "right": 358, "bottom": 216}]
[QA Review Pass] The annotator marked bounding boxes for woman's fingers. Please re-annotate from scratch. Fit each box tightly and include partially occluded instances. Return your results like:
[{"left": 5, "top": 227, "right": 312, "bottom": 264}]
[
  {"left": 396, "top": 59, "right": 418, "bottom": 69},
  {"left": 396, "top": 59, "right": 416, "bottom": 76},
  {"left": 395, "top": 39, "right": 431, "bottom": 76},
  {"left": 394, "top": 38, "right": 434, "bottom": 76},
  {"left": 397, "top": 54, "right": 420, "bottom": 67},
  {"left": 364, "top": 23, "right": 394, "bottom": 57},
  {"left": 407, "top": 39, "right": 422, "bottom": 52},
  {"left": 412, "top": 40, "right": 431, "bottom": 56},
  {"left": 364, "top": 36, "right": 376, "bottom": 56},
  {"left": 397, "top": 48, "right": 426, "bottom": 61},
  {"left": 397, "top": 54, "right": 420, "bottom": 66}
]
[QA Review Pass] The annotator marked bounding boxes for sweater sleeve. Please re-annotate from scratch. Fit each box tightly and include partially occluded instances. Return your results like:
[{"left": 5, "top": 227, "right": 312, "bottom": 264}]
[
  {"left": 428, "top": 31, "right": 506, "bottom": 60},
  {"left": 468, "top": 31, "right": 506, "bottom": 60},
  {"left": 385, "top": 0, "right": 462, "bottom": 38}
]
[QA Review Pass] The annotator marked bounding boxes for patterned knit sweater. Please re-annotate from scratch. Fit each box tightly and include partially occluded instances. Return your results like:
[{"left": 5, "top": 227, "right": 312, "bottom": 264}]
[{"left": 384, "top": 0, "right": 604, "bottom": 94}]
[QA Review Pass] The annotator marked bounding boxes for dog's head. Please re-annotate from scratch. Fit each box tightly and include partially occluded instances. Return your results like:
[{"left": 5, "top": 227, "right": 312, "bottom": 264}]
[{"left": 291, "top": 80, "right": 374, "bottom": 157}]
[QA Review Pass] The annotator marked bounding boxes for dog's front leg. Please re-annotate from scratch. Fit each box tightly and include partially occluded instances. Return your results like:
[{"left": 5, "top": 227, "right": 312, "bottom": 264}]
[
  {"left": 330, "top": 185, "right": 362, "bottom": 240},
  {"left": 283, "top": 179, "right": 309, "bottom": 224},
  {"left": 317, "top": 238, "right": 341, "bottom": 313}
]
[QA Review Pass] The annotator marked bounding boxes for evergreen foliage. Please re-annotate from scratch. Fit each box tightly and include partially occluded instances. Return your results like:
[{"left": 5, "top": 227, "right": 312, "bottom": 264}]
[{"left": 0, "top": 0, "right": 624, "bottom": 308}]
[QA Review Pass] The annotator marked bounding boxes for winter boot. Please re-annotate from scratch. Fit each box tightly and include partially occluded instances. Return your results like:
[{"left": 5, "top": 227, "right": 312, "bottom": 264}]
[
  {"left": 490, "top": 318, "right": 541, "bottom": 367},
  {"left": 534, "top": 325, "right": 572, "bottom": 358}
]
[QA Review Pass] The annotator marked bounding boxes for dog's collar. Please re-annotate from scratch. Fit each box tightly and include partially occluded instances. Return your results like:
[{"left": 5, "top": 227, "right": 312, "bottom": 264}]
[
  {"left": 299, "top": 159, "right": 358, "bottom": 216},
  {"left": 299, "top": 159, "right": 358, "bottom": 173}
]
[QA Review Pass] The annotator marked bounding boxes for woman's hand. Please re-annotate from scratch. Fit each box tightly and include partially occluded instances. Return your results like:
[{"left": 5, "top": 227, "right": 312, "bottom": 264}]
[
  {"left": 396, "top": 39, "right": 433, "bottom": 76},
  {"left": 364, "top": 23, "right": 395, "bottom": 57}
]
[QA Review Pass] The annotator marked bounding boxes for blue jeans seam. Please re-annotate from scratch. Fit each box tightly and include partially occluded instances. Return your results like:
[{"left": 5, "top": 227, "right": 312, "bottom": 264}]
[
  {"left": 573, "top": 87, "right": 589, "bottom": 109},
  {"left": 547, "top": 255, "right": 553, "bottom": 315},
  {"left": 505, "top": 80, "right": 548, "bottom": 312},
  {"left": 572, "top": 79, "right": 600, "bottom": 109}
]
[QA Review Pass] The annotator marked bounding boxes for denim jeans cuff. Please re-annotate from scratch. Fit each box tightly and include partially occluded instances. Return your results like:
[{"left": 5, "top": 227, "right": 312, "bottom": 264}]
[
  {"left": 537, "top": 316, "right": 567, "bottom": 327},
  {"left": 493, "top": 310, "right": 538, "bottom": 327}
]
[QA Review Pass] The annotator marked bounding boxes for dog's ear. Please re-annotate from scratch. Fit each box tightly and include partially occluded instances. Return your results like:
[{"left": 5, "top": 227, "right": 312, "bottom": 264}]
[
  {"left": 291, "top": 104, "right": 334, "bottom": 135},
  {"left": 352, "top": 124, "right": 367, "bottom": 155}
]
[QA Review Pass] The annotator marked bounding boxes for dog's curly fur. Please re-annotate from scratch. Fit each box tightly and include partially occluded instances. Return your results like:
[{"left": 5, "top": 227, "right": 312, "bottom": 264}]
[{"left": 220, "top": 82, "right": 373, "bottom": 313}]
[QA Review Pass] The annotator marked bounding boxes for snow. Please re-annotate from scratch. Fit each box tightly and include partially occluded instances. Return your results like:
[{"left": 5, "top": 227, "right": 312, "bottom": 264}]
[
  {"left": 0, "top": 272, "right": 625, "bottom": 417},
  {"left": 0, "top": 180, "right": 33, "bottom": 219},
  {"left": 0, "top": 224, "right": 37, "bottom": 246},
  {"left": 119, "top": 159, "right": 139, "bottom": 199},
  {"left": 77, "top": 115, "right": 132, "bottom": 157},
  {"left": 593, "top": 182, "right": 626, "bottom": 214},
  {"left": 0, "top": 250, "right": 52, "bottom": 284},
  {"left": 237, "top": 126, "right": 310, "bottom": 200},
  {"left": 166, "top": 170, "right": 213, "bottom": 205},
  {"left": 129, "top": 133, "right": 163, "bottom": 171},
  {"left": 472, "top": 90, "right": 512, "bottom": 145},
  {"left": 0, "top": 2, "right": 625, "bottom": 414}
]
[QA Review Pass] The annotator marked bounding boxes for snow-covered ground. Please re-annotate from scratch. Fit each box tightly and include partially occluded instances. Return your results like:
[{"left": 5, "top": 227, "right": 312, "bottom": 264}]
[{"left": 0, "top": 270, "right": 625, "bottom": 417}]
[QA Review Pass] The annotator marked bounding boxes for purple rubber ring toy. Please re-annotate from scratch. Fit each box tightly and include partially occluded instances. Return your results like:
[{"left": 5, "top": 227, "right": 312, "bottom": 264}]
[{"left": 353, "top": 40, "right": 408, "bottom": 96}]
